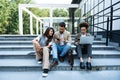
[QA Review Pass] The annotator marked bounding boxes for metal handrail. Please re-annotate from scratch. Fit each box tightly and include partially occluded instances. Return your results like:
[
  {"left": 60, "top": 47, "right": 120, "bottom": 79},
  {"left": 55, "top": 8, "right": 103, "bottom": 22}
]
[
  {"left": 91, "top": 15, "right": 120, "bottom": 18},
  {"left": 93, "top": 26, "right": 107, "bottom": 31},
  {"left": 83, "top": 3, "right": 120, "bottom": 46}
]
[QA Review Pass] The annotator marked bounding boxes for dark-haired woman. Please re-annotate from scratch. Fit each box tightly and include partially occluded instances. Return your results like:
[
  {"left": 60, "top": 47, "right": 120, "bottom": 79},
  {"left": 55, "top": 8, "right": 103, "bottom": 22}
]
[
  {"left": 74, "top": 22, "right": 92, "bottom": 70},
  {"left": 32, "top": 27, "right": 54, "bottom": 77}
]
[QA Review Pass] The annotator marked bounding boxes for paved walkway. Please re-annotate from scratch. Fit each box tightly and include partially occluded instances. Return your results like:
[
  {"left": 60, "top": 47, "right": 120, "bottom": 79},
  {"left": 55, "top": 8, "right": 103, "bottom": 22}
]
[{"left": 0, "top": 71, "right": 120, "bottom": 80}]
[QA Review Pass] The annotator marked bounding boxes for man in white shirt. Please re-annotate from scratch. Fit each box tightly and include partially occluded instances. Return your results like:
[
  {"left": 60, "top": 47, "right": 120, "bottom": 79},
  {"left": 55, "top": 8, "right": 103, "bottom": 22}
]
[{"left": 51, "top": 22, "right": 72, "bottom": 67}]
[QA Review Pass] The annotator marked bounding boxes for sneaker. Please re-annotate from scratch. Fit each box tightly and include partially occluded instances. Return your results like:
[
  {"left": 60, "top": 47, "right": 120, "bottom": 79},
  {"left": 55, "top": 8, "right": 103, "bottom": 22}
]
[
  {"left": 42, "top": 69, "right": 48, "bottom": 77},
  {"left": 38, "top": 59, "right": 42, "bottom": 64}
]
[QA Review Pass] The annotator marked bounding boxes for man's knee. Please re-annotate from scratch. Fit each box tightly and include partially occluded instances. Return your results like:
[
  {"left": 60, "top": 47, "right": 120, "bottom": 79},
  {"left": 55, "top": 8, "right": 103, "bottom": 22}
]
[
  {"left": 66, "top": 43, "right": 71, "bottom": 48},
  {"left": 52, "top": 43, "right": 57, "bottom": 49},
  {"left": 52, "top": 42, "right": 57, "bottom": 46}
]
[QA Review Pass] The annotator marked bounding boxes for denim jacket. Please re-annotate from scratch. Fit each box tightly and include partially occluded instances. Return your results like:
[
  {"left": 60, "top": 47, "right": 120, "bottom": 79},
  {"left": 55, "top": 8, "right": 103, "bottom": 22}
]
[{"left": 37, "top": 35, "right": 53, "bottom": 47}]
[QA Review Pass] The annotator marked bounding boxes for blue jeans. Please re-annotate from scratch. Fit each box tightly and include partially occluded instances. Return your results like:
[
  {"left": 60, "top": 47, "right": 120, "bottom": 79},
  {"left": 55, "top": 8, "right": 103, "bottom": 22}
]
[{"left": 52, "top": 42, "right": 71, "bottom": 60}]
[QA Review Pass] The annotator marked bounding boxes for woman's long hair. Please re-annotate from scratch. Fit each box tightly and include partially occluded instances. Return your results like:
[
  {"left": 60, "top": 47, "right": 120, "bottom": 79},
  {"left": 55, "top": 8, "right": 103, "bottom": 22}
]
[{"left": 43, "top": 27, "right": 54, "bottom": 45}]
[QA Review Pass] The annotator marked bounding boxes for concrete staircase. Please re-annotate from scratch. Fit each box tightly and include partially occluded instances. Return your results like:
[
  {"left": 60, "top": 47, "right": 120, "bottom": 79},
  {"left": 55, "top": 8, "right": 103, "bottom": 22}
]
[{"left": 0, "top": 35, "right": 120, "bottom": 80}]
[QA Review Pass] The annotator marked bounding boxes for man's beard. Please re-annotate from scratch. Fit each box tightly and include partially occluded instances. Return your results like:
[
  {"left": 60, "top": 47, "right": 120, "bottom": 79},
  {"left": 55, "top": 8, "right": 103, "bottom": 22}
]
[{"left": 59, "top": 31, "right": 64, "bottom": 34}]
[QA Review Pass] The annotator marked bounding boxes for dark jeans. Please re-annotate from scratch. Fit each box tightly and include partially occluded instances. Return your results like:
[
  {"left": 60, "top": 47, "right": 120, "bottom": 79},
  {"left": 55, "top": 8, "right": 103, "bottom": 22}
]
[{"left": 76, "top": 44, "right": 92, "bottom": 58}]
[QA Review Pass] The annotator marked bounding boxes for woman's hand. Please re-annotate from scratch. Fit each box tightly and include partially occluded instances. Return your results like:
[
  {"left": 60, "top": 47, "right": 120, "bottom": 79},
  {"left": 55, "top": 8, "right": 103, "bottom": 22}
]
[
  {"left": 46, "top": 42, "right": 52, "bottom": 48},
  {"left": 46, "top": 44, "right": 51, "bottom": 48}
]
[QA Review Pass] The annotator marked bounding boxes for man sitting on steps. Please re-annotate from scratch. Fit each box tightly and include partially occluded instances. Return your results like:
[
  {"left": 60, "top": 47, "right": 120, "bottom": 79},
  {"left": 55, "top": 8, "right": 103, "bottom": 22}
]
[{"left": 51, "top": 22, "right": 73, "bottom": 69}]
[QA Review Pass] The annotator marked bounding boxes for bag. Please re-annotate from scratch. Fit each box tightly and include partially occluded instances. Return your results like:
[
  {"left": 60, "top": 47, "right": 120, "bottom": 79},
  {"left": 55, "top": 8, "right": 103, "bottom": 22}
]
[{"left": 68, "top": 49, "right": 74, "bottom": 70}]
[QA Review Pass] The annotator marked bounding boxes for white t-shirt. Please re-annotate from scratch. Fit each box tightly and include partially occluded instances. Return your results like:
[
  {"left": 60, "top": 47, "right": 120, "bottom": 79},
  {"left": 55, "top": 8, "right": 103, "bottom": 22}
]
[
  {"left": 81, "top": 34, "right": 86, "bottom": 37},
  {"left": 59, "top": 34, "right": 64, "bottom": 45}
]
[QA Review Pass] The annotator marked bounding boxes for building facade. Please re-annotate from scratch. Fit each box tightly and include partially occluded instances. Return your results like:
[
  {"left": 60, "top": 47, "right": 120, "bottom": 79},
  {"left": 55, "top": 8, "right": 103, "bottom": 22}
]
[{"left": 78, "top": 0, "right": 120, "bottom": 46}]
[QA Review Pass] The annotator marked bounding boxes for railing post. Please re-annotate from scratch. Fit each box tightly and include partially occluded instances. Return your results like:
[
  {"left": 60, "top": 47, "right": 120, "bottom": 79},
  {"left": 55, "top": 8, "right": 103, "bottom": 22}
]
[
  {"left": 40, "top": 22, "right": 42, "bottom": 35},
  {"left": 19, "top": 4, "right": 23, "bottom": 35},
  {"left": 36, "top": 20, "right": 39, "bottom": 35},
  {"left": 92, "top": 16, "right": 95, "bottom": 35},
  {"left": 30, "top": 15, "right": 33, "bottom": 35},
  {"left": 90, "top": 16, "right": 92, "bottom": 34},
  {"left": 106, "top": 17, "right": 109, "bottom": 46},
  {"left": 71, "top": 9, "right": 75, "bottom": 34},
  {"left": 50, "top": 8, "right": 53, "bottom": 27},
  {"left": 110, "top": 6, "right": 113, "bottom": 40}
]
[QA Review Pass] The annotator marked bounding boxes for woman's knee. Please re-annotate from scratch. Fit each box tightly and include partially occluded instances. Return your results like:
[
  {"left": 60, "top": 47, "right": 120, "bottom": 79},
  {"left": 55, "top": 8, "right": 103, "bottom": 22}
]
[
  {"left": 43, "top": 47, "right": 49, "bottom": 51},
  {"left": 34, "top": 45, "right": 40, "bottom": 52}
]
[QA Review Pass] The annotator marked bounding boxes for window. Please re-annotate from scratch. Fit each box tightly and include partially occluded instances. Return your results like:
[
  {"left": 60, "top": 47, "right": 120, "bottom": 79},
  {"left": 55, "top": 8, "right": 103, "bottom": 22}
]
[
  {"left": 87, "top": 0, "right": 91, "bottom": 12},
  {"left": 113, "top": 10, "right": 120, "bottom": 18},
  {"left": 103, "top": 22, "right": 107, "bottom": 29},
  {"left": 91, "top": 9, "right": 94, "bottom": 15},
  {"left": 84, "top": 3, "right": 86, "bottom": 14},
  {"left": 99, "top": 0, "right": 103, "bottom": 3},
  {"left": 113, "top": 3, "right": 120, "bottom": 11},
  {"left": 91, "top": 0, "right": 94, "bottom": 9},
  {"left": 113, "top": 19, "right": 120, "bottom": 30},
  {"left": 99, "top": 2, "right": 104, "bottom": 12},
  {"left": 94, "top": 6, "right": 98, "bottom": 14},
  {"left": 104, "top": 9, "right": 110, "bottom": 16},
  {"left": 105, "top": 0, "right": 111, "bottom": 8},
  {"left": 95, "top": 0, "right": 98, "bottom": 6},
  {"left": 112, "top": 0, "right": 120, "bottom": 5}
]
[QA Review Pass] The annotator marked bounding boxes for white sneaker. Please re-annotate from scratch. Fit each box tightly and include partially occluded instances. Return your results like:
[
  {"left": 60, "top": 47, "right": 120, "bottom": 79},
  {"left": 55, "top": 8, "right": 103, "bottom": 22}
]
[
  {"left": 42, "top": 72, "right": 48, "bottom": 77},
  {"left": 42, "top": 69, "right": 48, "bottom": 77},
  {"left": 37, "top": 59, "right": 42, "bottom": 64},
  {"left": 38, "top": 61, "right": 42, "bottom": 64}
]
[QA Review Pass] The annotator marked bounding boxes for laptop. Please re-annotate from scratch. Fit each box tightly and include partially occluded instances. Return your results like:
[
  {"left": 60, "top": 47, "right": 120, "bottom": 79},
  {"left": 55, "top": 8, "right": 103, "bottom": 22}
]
[{"left": 80, "top": 36, "right": 94, "bottom": 44}]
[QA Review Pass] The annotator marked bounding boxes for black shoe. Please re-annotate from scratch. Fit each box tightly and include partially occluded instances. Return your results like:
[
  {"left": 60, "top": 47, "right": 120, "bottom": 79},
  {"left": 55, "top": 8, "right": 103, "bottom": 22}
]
[
  {"left": 38, "top": 59, "right": 42, "bottom": 64},
  {"left": 50, "top": 60, "right": 58, "bottom": 67},
  {"left": 42, "top": 69, "right": 48, "bottom": 77},
  {"left": 86, "top": 62, "right": 92, "bottom": 70},
  {"left": 59, "top": 57, "right": 64, "bottom": 62},
  {"left": 80, "top": 62, "right": 85, "bottom": 69}
]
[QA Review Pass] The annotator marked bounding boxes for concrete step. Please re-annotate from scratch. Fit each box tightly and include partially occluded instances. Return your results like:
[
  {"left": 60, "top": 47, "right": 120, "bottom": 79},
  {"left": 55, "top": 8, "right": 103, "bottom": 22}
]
[
  {"left": 0, "top": 35, "right": 37, "bottom": 38},
  {"left": 0, "top": 35, "right": 75, "bottom": 38},
  {"left": 0, "top": 41, "right": 106, "bottom": 45},
  {"left": 0, "top": 58, "right": 120, "bottom": 71},
  {"left": 0, "top": 41, "right": 33, "bottom": 45},
  {"left": 0, "top": 71, "right": 119, "bottom": 80},
  {"left": 0, "top": 35, "right": 100, "bottom": 41},
  {"left": 0, "top": 50, "right": 120, "bottom": 59},
  {"left": 0, "top": 45, "right": 115, "bottom": 51},
  {"left": 0, "top": 38, "right": 101, "bottom": 41},
  {"left": 0, "top": 35, "right": 74, "bottom": 39},
  {"left": 0, "top": 38, "right": 33, "bottom": 41},
  {"left": 0, "top": 35, "right": 36, "bottom": 41}
]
